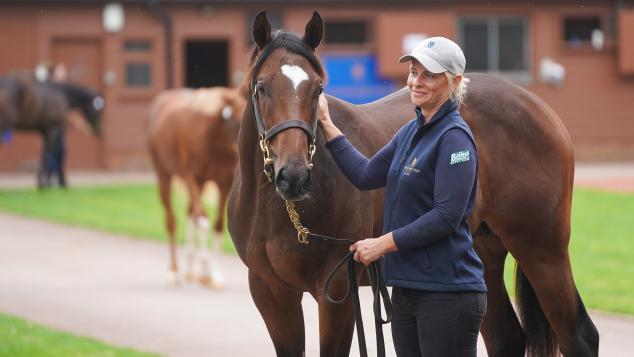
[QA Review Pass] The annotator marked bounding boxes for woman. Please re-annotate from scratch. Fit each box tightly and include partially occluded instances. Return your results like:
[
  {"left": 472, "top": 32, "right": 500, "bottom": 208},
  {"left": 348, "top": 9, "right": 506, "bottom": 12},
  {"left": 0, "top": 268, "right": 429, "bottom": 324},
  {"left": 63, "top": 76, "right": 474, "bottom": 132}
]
[{"left": 317, "top": 37, "right": 486, "bottom": 356}]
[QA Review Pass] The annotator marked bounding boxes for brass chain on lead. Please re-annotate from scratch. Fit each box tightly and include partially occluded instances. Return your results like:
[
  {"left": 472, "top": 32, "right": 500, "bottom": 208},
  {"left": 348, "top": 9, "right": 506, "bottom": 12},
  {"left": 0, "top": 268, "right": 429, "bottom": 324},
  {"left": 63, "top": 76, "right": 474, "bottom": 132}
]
[
  {"left": 285, "top": 200, "right": 310, "bottom": 244},
  {"left": 259, "top": 134, "right": 274, "bottom": 182}
]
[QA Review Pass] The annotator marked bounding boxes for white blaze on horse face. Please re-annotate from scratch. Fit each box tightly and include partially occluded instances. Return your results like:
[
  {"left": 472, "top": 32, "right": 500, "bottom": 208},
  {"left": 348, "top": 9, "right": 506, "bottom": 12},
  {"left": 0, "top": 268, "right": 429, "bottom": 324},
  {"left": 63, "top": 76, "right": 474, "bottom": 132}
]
[
  {"left": 221, "top": 106, "right": 233, "bottom": 121},
  {"left": 281, "top": 64, "right": 309, "bottom": 91}
]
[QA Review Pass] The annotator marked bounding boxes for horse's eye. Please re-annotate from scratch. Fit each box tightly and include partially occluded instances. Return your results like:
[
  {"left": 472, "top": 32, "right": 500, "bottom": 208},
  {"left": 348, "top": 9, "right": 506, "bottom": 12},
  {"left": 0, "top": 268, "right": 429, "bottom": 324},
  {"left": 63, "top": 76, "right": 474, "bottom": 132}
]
[
  {"left": 257, "top": 84, "right": 267, "bottom": 96},
  {"left": 316, "top": 86, "right": 324, "bottom": 96}
]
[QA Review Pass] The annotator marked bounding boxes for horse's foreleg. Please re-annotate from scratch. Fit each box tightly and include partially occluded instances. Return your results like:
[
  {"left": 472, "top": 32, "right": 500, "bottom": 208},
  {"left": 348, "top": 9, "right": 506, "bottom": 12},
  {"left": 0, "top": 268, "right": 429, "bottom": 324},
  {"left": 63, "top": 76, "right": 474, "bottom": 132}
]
[
  {"left": 515, "top": 245, "right": 599, "bottom": 357},
  {"left": 473, "top": 225, "right": 525, "bottom": 357},
  {"left": 209, "top": 178, "right": 232, "bottom": 288},
  {"left": 249, "top": 270, "right": 305, "bottom": 356},
  {"left": 183, "top": 216, "right": 196, "bottom": 282},
  {"left": 37, "top": 131, "right": 51, "bottom": 189},
  {"left": 316, "top": 293, "right": 355, "bottom": 357},
  {"left": 157, "top": 174, "right": 178, "bottom": 285},
  {"left": 185, "top": 178, "right": 214, "bottom": 287}
]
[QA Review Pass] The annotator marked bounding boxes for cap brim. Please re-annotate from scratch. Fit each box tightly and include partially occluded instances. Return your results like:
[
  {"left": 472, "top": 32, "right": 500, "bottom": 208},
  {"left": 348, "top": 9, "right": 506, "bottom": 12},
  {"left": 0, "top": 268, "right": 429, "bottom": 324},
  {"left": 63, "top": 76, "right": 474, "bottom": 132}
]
[{"left": 398, "top": 53, "right": 446, "bottom": 73}]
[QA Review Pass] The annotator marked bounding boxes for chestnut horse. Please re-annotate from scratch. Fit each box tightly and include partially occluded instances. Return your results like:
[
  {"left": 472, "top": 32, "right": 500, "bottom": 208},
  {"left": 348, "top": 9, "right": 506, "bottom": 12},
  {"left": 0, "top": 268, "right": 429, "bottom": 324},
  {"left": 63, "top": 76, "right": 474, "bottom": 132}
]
[
  {"left": 147, "top": 87, "right": 244, "bottom": 287},
  {"left": 228, "top": 11, "right": 598, "bottom": 357}
]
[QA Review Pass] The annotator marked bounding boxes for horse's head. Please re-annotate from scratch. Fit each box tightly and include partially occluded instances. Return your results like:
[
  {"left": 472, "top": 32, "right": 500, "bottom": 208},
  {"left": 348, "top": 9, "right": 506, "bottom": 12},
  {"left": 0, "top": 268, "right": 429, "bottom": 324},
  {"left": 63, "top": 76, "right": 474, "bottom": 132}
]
[
  {"left": 79, "top": 91, "right": 104, "bottom": 136},
  {"left": 221, "top": 88, "right": 246, "bottom": 140},
  {"left": 57, "top": 82, "right": 104, "bottom": 136},
  {"left": 248, "top": 10, "right": 324, "bottom": 201}
]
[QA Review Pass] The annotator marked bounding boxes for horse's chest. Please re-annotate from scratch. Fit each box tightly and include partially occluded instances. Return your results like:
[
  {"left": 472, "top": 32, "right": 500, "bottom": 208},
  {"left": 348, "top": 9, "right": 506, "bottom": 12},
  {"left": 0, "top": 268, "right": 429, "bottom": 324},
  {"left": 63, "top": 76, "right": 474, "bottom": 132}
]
[{"left": 247, "top": 236, "right": 325, "bottom": 290}]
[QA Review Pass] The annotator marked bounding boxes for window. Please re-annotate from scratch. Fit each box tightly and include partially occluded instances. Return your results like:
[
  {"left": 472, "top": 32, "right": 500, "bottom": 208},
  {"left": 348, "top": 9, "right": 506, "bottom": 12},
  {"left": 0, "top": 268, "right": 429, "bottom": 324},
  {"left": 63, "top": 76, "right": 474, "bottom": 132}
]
[
  {"left": 563, "top": 16, "right": 612, "bottom": 49},
  {"left": 124, "top": 40, "right": 152, "bottom": 52},
  {"left": 123, "top": 39, "right": 152, "bottom": 88},
  {"left": 125, "top": 63, "right": 150, "bottom": 87},
  {"left": 324, "top": 20, "right": 369, "bottom": 44},
  {"left": 459, "top": 17, "right": 530, "bottom": 82}
]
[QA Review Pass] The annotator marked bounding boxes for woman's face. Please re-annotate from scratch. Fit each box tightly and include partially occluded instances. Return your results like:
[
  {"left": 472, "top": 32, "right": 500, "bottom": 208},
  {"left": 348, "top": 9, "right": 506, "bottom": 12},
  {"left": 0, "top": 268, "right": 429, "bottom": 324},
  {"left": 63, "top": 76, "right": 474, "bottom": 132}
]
[{"left": 406, "top": 60, "right": 449, "bottom": 109}]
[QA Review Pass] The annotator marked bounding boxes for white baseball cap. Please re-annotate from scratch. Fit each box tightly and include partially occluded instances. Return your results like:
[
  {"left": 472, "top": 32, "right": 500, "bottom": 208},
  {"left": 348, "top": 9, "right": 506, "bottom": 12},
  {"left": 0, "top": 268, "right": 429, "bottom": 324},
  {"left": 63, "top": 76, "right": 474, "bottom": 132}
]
[{"left": 398, "top": 36, "right": 466, "bottom": 75}]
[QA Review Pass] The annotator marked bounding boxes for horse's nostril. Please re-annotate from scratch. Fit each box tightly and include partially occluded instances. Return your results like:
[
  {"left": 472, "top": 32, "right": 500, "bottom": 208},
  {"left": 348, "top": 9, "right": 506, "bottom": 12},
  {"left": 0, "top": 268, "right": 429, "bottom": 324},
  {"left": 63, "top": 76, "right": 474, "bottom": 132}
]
[{"left": 275, "top": 168, "right": 286, "bottom": 185}]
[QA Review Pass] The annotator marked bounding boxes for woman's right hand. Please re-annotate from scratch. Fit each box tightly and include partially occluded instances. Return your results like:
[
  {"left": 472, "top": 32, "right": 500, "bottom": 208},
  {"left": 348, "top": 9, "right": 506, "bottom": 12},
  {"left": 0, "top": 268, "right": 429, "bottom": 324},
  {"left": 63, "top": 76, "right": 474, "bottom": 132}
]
[
  {"left": 317, "top": 94, "right": 332, "bottom": 127},
  {"left": 317, "top": 94, "right": 342, "bottom": 141}
]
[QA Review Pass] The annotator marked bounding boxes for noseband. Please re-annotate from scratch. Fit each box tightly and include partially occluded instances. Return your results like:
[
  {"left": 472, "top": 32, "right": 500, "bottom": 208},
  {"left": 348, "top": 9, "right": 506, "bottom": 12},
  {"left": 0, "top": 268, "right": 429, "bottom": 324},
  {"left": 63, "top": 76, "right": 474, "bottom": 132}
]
[{"left": 251, "top": 79, "right": 319, "bottom": 182}]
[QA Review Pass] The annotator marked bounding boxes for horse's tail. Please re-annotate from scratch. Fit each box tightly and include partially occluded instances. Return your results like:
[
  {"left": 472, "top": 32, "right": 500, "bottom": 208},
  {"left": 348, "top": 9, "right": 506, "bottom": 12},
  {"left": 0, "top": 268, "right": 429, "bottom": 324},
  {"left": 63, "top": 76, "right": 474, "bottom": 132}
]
[{"left": 515, "top": 265, "right": 558, "bottom": 357}]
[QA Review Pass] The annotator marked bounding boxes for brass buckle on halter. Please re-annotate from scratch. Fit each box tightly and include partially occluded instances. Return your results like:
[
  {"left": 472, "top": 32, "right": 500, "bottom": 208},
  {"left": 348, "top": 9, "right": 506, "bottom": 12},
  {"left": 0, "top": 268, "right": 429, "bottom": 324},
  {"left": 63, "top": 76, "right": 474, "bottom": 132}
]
[{"left": 308, "top": 142, "right": 316, "bottom": 169}]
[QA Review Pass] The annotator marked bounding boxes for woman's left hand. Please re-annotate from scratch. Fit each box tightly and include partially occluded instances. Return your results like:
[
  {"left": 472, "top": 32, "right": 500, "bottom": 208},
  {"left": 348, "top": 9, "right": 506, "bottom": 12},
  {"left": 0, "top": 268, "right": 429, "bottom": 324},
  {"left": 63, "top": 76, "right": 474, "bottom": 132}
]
[{"left": 350, "top": 233, "right": 397, "bottom": 266}]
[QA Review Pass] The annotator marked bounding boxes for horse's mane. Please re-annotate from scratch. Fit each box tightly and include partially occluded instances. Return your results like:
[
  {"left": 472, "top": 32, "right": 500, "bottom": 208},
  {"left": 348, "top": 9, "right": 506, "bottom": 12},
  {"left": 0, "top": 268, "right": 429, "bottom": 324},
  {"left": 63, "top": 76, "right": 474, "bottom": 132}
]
[
  {"left": 239, "top": 30, "right": 325, "bottom": 98},
  {"left": 46, "top": 81, "right": 99, "bottom": 101}
]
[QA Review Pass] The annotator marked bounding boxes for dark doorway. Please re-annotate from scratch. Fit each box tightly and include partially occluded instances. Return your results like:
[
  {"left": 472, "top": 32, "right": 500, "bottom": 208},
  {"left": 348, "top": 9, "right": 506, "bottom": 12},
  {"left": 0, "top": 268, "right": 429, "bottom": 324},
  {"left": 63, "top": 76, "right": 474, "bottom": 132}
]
[{"left": 185, "top": 40, "right": 228, "bottom": 88}]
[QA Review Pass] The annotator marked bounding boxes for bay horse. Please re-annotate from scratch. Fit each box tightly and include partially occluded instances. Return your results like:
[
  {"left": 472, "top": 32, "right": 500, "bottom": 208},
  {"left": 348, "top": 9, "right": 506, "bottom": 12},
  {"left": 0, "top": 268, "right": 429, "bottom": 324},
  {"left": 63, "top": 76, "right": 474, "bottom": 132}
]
[
  {"left": 0, "top": 76, "right": 103, "bottom": 188},
  {"left": 146, "top": 86, "right": 245, "bottom": 287},
  {"left": 228, "top": 11, "right": 599, "bottom": 357}
]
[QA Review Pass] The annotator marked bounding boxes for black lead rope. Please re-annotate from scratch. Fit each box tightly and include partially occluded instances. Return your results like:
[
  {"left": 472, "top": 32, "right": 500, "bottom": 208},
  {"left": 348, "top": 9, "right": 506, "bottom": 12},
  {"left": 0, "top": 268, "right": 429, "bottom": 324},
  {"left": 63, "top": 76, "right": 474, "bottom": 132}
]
[{"left": 310, "top": 233, "right": 393, "bottom": 357}]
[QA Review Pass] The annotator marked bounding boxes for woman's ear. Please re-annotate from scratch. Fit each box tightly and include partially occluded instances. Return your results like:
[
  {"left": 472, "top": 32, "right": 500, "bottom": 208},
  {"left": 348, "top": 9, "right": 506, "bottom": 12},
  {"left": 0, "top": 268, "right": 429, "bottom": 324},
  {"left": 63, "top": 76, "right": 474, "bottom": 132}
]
[{"left": 453, "top": 74, "right": 463, "bottom": 87}]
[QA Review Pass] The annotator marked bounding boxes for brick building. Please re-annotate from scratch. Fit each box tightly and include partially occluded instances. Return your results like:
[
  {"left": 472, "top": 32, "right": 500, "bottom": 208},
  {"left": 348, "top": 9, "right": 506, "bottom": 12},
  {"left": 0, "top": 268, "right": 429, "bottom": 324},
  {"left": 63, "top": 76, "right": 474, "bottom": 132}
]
[{"left": 0, "top": 0, "right": 633, "bottom": 171}]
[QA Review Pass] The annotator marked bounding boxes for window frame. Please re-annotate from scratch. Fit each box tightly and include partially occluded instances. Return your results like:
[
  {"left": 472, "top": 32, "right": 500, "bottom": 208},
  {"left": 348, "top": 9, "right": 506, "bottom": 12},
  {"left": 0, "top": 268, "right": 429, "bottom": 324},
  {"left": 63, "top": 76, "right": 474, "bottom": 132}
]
[
  {"left": 457, "top": 15, "right": 531, "bottom": 84},
  {"left": 120, "top": 38, "right": 156, "bottom": 96},
  {"left": 560, "top": 13, "right": 616, "bottom": 51}
]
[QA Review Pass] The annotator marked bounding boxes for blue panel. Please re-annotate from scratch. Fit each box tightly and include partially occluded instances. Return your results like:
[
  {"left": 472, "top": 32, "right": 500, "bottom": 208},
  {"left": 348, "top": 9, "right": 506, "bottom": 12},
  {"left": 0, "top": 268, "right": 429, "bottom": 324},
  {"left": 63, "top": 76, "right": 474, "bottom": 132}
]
[
  {"left": 321, "top": 53, "right": 399, "bottom": 104},
  {"left": 1, "top": 130, "right": 12, "bottom": 144}
]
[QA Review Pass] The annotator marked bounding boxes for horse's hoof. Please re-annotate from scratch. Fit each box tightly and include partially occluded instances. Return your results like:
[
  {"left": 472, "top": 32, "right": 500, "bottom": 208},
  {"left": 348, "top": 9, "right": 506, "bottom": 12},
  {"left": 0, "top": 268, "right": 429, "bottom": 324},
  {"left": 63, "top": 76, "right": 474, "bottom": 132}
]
[
  {"left": 200, "top": 271, "right": 223, "bottom": 289},
  {"left": 167, "top": 271, "right": 181, "bottom": 287}
]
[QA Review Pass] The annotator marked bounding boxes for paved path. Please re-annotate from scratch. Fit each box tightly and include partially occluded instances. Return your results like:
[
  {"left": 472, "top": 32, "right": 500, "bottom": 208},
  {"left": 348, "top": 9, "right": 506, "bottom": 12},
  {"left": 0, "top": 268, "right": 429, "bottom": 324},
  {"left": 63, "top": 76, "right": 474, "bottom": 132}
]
[{"left": 1, "top": 213, "right": 633, "bottom": 356}]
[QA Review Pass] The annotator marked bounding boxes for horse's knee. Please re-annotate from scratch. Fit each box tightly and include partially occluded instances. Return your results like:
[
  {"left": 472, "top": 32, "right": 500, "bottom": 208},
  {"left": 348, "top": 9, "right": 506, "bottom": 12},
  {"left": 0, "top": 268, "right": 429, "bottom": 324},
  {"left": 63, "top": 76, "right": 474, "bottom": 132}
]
[{"left": 166, "top": 214, "right": 176, "bottom": 234}]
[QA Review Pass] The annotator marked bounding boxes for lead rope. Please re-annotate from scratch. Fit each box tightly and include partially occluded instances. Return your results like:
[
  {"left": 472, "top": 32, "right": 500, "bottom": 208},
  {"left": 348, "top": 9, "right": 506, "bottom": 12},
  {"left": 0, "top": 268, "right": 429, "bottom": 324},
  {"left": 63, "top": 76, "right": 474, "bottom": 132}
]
[{"left": 285, "top": 200, "right": 393, "bottom": 357}]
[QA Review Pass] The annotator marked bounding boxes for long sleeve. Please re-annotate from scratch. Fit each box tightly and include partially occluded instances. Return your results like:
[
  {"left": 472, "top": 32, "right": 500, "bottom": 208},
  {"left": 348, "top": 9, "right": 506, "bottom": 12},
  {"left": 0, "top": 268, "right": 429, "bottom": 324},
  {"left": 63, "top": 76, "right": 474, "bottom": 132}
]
[
  {"left": 392, "top": 129, "right": 477, "bottom": 250},
  {"left": 325, "top": 134, "right": 397, "bottom": 190}
]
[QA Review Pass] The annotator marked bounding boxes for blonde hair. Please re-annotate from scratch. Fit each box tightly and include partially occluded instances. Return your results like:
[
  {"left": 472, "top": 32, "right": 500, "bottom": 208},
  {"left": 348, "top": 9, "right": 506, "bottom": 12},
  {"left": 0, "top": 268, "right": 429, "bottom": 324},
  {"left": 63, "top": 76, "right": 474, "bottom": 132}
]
[{"left": 444, "top": 72, "right": 469, "bottom": 108}]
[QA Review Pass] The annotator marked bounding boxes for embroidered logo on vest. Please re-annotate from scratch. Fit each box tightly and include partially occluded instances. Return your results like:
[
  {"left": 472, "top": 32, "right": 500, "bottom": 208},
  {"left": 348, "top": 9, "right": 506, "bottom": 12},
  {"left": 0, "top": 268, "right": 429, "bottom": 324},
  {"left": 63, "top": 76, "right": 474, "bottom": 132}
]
[
  {"left": 404, "top": 157, "right": 421, "bottom": 175},
  {"left": 450, "top": 150, "right": 470, "bottom": 165}
]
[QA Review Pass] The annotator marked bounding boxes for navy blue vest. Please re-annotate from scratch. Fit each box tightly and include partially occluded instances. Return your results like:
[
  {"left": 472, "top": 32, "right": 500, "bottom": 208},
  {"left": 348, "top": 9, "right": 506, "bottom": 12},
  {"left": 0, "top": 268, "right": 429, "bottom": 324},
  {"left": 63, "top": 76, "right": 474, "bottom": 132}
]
[{"left": 382, "top": 100, "right": 486, "bottom": 292}]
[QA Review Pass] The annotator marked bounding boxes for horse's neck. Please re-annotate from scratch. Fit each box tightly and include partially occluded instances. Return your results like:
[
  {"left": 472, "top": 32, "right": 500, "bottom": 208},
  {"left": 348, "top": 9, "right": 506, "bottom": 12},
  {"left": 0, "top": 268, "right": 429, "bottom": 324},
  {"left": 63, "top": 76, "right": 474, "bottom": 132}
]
[{"left": 237, "top": 103, "right": 263, "bottom": 185}]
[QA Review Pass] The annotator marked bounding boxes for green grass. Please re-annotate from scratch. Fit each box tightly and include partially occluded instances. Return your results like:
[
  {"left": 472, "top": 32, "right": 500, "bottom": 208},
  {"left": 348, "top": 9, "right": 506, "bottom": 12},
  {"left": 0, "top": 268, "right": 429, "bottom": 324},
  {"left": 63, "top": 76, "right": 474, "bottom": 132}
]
[
  {"left": 0, "top": 183, "right": 236, "bottom": 254},
  {"left": 502, "top": 188, "right": 634, "bottom": 315},
  {"left": 0, "top": 313, "right": 160, "bottom": 357},
  {"left": 0, "top": 184, "right": 633, "bottom": 314}
]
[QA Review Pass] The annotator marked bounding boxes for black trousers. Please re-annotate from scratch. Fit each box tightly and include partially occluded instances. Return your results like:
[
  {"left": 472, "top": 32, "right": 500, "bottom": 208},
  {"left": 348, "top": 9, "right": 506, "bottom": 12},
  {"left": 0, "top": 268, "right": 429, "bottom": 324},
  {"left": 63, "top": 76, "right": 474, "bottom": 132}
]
[{"left": 391, "top": 287, "right": 486, "bottom": 357}]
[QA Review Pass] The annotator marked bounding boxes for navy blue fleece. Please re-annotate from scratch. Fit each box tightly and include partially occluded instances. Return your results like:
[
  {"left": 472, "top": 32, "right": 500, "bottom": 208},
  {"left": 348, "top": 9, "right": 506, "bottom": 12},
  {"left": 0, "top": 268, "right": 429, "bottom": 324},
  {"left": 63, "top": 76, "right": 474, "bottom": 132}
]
[
  {"left": 325, "top": 130, "right": 476, "bottom": 249},
  {"left": 325, "top": 100, "right": 485, "bottom": 292}
]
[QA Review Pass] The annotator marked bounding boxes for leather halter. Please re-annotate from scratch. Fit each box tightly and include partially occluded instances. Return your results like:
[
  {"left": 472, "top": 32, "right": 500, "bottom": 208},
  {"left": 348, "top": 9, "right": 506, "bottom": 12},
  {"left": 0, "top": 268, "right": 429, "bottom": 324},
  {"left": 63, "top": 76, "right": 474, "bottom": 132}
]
[{"left": 251, "top": 78, "right": 319, "bottom": 182}]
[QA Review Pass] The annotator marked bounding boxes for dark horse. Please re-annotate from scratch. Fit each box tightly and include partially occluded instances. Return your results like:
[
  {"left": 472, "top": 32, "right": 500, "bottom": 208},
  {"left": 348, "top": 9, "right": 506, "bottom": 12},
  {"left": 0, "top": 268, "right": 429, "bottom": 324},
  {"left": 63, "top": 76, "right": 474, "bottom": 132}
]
[
  {"left": 147, "top": 86, "right": 244, "bottom": 287},
  {"left": 0, "top": 76, "right": 103, "bottom": 188},
  {"left": 228, "top": 11, "right": 598, "bottom": 357}
]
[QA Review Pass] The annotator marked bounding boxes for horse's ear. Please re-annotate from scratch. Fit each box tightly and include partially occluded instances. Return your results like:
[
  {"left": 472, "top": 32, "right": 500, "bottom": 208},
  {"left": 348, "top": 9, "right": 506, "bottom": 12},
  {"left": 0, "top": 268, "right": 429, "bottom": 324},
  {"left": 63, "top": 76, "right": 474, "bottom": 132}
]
[
  {"left": 303, "top": 11, "right": 323, "bottom": 51},
  {"left": 252, "top": 10, "right": 272, "bottom": 50}
]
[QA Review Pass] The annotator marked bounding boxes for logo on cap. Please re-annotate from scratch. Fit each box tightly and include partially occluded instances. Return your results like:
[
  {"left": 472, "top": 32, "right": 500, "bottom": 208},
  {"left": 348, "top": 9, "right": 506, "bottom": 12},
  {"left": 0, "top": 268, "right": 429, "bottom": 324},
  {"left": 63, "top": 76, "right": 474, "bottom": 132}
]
[{"left": 427, "top": 41, "right": 435, "bottom": 48}]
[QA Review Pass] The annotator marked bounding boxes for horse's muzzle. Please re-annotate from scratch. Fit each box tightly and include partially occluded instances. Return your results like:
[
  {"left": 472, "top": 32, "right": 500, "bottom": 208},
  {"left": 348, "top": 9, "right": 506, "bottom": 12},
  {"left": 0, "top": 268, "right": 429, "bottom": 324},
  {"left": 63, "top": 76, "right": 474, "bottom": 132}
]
[{"left": 275, "top": 164, "right": 311, "bottom": 201}]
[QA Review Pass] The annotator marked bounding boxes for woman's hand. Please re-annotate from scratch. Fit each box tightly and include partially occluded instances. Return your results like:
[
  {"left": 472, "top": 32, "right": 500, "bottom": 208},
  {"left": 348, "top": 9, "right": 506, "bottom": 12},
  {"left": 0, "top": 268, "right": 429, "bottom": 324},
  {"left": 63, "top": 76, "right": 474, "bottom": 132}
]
[
  {"left": 350, "top": 233, "right": 397, "bottom": 266},
  {"left": 317, "top": 94, "right": 342, "bottom": 141}
]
